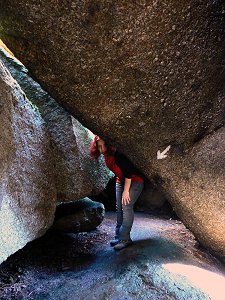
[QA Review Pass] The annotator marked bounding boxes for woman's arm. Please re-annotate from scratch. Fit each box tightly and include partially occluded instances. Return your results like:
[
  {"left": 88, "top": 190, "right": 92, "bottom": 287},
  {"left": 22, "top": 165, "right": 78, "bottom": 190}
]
[{"left": 122, "top": 178, "right": 132, "bottom": 205}]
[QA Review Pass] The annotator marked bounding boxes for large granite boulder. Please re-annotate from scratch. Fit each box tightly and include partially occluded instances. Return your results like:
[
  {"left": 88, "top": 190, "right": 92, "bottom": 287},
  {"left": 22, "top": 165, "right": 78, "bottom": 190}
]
[
  {"left": 160, "top": 126, "right": 225, "bottom": 258},
  {"left": 0, "top": 61, "right": 57, "bottom": 264},
  {"left": 52, "top": 198, "right": 105, "bottom": 233},
  {"left": 0, "top": 1, "right": 224, "bottom": 257},
  {"left": 0, "top": 48, "right": 112, "bottom": 201}
]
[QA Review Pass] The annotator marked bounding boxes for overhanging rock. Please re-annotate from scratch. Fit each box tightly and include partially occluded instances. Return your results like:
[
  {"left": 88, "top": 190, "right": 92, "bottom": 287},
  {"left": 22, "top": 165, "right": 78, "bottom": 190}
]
[{"left": 0, "top": 48, "right": 113, "bottom": 202}]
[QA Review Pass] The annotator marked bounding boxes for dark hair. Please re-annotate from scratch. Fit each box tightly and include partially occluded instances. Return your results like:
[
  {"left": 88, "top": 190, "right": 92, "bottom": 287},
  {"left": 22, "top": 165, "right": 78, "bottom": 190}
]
[{"left": 89, "top": 135, "right": 115, "bottom": 160}]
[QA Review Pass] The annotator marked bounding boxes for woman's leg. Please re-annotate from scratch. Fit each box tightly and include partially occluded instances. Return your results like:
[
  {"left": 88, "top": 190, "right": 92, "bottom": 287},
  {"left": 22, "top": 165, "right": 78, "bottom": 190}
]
[
  {"left": 115, "top": 182, "right": 123, "bottom": 238},
  {"left": 118, "top": 181, "right": 144, "bottom": 241}
]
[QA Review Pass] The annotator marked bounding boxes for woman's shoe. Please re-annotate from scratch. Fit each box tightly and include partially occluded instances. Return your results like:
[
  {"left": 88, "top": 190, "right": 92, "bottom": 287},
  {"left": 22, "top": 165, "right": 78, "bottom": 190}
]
[
  {"left": 110, "top": 239, "right": 119, "bottom": 246},
  {"left": 113, "top": 240, "right": 133, "bottom": 251}
]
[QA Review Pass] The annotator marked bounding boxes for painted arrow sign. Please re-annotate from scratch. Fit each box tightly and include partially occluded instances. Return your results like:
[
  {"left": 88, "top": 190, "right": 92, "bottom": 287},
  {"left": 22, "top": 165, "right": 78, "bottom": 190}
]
[{"left": 157, "top": 145, "right": 171, "bottom": 160}]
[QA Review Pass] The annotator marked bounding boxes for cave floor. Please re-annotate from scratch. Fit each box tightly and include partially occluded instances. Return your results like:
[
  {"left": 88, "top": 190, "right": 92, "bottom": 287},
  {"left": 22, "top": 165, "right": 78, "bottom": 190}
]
[{"left": 0, "top": 212, "right": 225, "bottom": 300}]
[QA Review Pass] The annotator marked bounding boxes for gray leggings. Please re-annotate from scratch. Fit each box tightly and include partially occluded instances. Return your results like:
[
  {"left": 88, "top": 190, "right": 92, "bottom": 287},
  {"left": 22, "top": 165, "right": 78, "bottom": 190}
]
[{"left": 115, "top": 181, "right": 144, "bottom": 241}]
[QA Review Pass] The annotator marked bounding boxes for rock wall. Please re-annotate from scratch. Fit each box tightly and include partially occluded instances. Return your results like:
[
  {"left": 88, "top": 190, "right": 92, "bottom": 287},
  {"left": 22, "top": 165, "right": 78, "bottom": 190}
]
[
  {"left": 0, "top": 49, "right": 112, "bottom": 201},
  {"left": 0, "top": 50, "right": 112, "bottom": 263},
  {"left": 0, "top": 61, "right": 57, "bottom": 263},
  {"left": 0, "top": 1, "right": 224, "bottom": 257},
  {"left": 159, "top": 126, "right": 225, "bottom": 258}
]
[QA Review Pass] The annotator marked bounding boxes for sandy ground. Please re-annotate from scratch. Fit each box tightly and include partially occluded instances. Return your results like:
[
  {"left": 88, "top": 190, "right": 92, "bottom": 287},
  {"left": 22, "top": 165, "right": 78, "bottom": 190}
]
[{"left": 0, "top": 212, "right": 225, "bottom": 300}]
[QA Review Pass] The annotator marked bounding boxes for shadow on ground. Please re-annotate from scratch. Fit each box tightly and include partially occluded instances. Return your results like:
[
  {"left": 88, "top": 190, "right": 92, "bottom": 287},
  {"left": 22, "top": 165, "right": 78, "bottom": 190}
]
[{"left": 0, "top": 212, "right": 225, "bottom": 300}]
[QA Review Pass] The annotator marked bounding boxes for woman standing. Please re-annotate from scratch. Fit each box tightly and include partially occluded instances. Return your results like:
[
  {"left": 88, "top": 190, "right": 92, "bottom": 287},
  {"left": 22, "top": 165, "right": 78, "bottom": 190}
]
[{"left": 90, "top": 136, "right": 144, "bottom": 250}]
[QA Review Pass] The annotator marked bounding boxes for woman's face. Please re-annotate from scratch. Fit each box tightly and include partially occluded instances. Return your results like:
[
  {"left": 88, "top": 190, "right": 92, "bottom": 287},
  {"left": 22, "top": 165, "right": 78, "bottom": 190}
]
[{"left": 97, "top": 139, "right": 107, "bottom": 155}]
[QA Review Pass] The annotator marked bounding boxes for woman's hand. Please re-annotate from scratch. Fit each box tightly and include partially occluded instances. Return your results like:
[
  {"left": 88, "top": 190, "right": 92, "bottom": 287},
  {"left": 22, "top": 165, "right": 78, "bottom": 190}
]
[
  {"left": 122, "top": 178, "right": 132, "bottom": 205},
  {"left": 122, "top": 191, "right": 130, "bottom": 205}
]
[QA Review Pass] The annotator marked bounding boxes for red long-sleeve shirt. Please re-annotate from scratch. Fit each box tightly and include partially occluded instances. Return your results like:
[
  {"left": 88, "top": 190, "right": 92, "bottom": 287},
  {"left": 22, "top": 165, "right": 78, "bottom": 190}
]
[{"left": 104, "top": 151, "right": 143, "bottom": 183}]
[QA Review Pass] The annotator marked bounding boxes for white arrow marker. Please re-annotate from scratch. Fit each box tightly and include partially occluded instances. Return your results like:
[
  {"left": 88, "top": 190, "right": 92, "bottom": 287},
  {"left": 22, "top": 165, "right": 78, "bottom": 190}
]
[{"left": 157, "top": 145, "right": 171, "bottom": 160}]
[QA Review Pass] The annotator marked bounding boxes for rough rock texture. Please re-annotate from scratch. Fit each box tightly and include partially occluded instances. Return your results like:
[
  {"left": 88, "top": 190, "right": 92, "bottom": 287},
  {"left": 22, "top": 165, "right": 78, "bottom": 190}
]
[
  {"left": 0, "top": 61, "right": 57, "bottom": 264},
  {"left": 52, "top": 198, "right": 105, "bottom": 233},
  {"left": 0, "top": 1, "right": 224, "bottom": 257},
  {"left": 0, "top": 49, "right": 112, "bottom": 201},
  {"left": 160, "top": 126, "right": 225, "bottom": 258}
]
